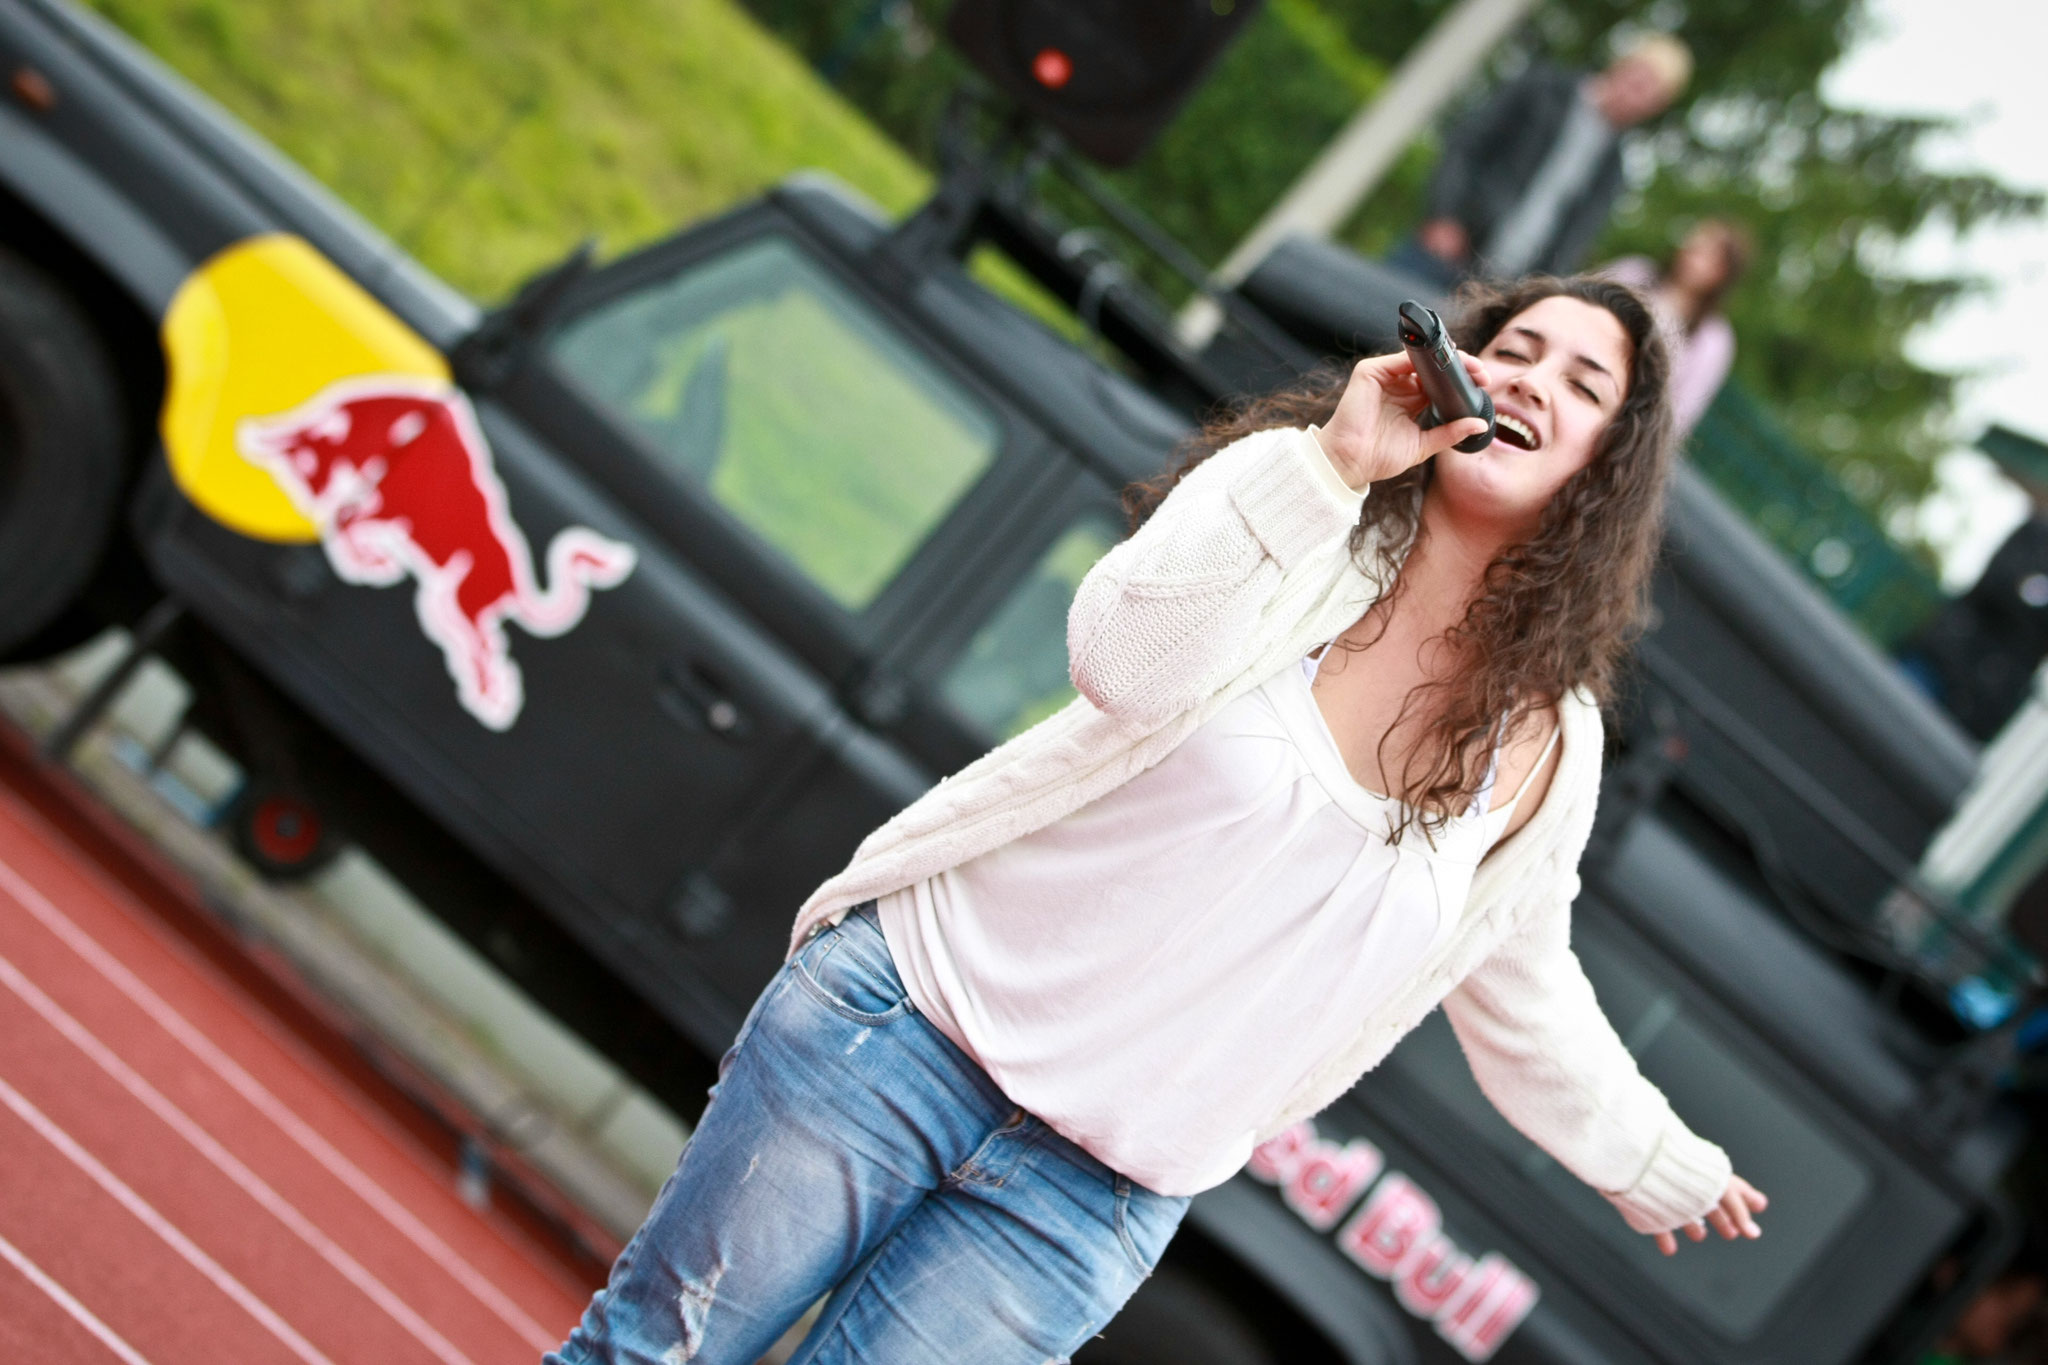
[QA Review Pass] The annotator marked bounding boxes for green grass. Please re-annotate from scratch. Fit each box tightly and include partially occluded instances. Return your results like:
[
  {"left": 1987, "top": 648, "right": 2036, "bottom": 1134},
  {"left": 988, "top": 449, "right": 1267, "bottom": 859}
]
[
  {"left": 85, "top": 0, "right": 932, "bottom": 301},
  {"left": 84, "top": 0, "right": 1118, "bottom": 706}
]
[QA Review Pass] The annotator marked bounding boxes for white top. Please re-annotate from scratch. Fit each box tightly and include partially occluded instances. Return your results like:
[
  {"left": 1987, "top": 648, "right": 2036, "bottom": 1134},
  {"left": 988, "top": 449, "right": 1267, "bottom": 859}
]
[{"left": 878, "top": 643, "right": 1556, "bottom": 1195}]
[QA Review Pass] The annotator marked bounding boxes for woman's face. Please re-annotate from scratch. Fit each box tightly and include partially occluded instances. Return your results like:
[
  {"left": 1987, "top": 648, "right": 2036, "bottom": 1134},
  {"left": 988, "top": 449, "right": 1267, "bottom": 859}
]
[
  {"left": 1671, "top": 225, "right": 1732, "bottom": 294},
  {"left": 1435, "top": 295, "right": 1633, "bottom": 535}
]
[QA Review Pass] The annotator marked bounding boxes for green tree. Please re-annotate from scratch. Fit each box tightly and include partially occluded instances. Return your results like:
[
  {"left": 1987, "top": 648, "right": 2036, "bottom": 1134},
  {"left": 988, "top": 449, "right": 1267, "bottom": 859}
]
[
  {"left": 747, "top": 0, "right": 2041, "bottom": 532},
  {"left": 1283, "top": 0, "right": 2042, "bottom": 523}
]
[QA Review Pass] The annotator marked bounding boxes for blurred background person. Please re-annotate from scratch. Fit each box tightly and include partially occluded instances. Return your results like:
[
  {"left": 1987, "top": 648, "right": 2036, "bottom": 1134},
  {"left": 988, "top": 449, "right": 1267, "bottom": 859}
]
[
  {"left": 1920, "top": 1226, "right": 2048, "bottom": 1363},
  {"left": 1602, "top": 218, "right": 1754, "bottom": 438},
  {"left": 1391, "top": 32, "right": 1693, "bottom": 290},
  {"left": 1899, "top": 429, "right": 2048, "bottom": 739}
]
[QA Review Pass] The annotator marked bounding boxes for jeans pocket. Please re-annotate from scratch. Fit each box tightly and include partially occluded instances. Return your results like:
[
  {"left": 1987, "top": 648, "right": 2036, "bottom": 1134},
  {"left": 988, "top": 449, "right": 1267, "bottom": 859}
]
[
  {"left": 949, "top": 1107, "right": 1034, "bottom": 1188},
  {"left": 1114, "top": 1175, "right": 1189, "bottom": 1278},
  {"left": 793, "top": 909, "right": 914, "bottom": 1025}
]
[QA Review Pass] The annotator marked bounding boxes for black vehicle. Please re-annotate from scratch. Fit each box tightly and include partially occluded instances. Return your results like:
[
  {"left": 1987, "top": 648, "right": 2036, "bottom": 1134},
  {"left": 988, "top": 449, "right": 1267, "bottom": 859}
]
[{"left": 0, "top": 1, "right": 2033, "bottom": 1361}]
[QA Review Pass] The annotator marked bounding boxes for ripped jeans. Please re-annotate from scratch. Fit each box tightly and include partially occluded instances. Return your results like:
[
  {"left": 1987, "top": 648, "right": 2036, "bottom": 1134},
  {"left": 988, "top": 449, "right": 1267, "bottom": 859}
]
[{"left": 544, "top": 903, "right": 1190, "bottom": 1365}]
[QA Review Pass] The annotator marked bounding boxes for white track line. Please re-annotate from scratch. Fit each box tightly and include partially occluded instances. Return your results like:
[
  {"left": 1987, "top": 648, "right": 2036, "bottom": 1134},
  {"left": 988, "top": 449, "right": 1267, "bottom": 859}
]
[
  {"left": 0, "top": 950, "right": 481, "bottom": 1365},
  {"left": 0, "top": 1227, "right": 157, "bottom": 1365},
  {"left": 0, "top": 1071, "right": 336, "bottom": 1365},
  {"left": 0, "top": 850, "right": 561, "bottom": 1349}
]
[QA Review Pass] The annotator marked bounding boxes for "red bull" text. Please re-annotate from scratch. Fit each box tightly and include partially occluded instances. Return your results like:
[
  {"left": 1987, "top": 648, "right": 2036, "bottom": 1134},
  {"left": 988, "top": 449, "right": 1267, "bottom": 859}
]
[
  {"left": 238, "top": 376, "right": 637, "bottom": 730},
  {"left": 1248, "top": 1119, "right": 1541, "bottom": 1361}
]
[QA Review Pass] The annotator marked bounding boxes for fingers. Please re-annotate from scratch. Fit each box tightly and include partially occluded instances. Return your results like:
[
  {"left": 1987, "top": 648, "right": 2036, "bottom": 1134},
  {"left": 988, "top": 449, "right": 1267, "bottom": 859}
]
[
  {"left": 1655, "top": 1221, "right": 1705, "bottom": 1256},
  {"left": 1359, "top": 350, "right": 1489, "bottom": 398},
  {"left": 1354, "top": 343, "right": 1488, "bottom": 391},
  {"left": 1415, "top": 416, "right": 1491, "bottom": 458},
  {"left": 1352, "top": 351, "right": 1418, "bottom": 387},
  {"left": 1651, "top": 1175, "right": 1770, "bottom": 1258},
  {"left": 1688, "top": 1180, "right": 1765, "bottom": 1245},
  {"left": 1725, "top": 1182, "right": 1765, "bottom": 1238}
]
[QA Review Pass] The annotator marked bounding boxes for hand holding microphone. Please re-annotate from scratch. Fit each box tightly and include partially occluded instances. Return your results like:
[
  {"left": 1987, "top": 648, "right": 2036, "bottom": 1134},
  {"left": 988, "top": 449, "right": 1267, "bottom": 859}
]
[
  {"left": 1396, "top": 301, "right": 1496, "bottom": 453},
  {"left": 1317, "top": 303, "right": 1493, "bottom": 488}
]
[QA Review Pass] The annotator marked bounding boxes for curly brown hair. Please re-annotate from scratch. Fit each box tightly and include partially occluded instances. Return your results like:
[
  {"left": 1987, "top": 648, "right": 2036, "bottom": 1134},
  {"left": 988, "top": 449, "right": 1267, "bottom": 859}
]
[{"left": 1125, "top": 275, "right": 1675, "bottom": 839}]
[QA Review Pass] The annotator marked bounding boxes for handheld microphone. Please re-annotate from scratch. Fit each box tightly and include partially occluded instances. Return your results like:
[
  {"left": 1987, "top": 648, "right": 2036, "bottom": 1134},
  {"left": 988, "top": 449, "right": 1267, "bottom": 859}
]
[{"left": 1396, "top": 301, "right": 1495, "bottom": 454}]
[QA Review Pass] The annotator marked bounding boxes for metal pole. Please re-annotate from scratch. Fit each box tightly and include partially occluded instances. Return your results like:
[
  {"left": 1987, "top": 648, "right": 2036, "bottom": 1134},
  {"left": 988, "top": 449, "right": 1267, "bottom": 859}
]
[
  {"left": 42, "top": 598, "right": 185, "bottom": 765},
  {"left": 1179, "top": 0, "right": 1537, "bottom": 346}
]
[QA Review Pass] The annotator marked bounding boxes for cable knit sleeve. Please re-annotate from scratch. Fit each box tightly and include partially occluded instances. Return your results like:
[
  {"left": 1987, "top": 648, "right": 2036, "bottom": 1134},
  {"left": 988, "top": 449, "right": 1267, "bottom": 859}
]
[
  {"left": 1441, "top": 891, "right": 1733, "bottom": 1234},
  {"left": 1067, "top": 426, "right": 1365, "bottom": 728}
]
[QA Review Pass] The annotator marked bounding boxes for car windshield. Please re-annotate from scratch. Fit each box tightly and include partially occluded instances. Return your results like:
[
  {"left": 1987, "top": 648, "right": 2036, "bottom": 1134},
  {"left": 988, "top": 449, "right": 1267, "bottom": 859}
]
[
  {"left": 1383, "top": 921, "right": 1873, "bottom": 1340},
  {"left": 549, "top": 236, "right": 1000, "bottom": 611}
]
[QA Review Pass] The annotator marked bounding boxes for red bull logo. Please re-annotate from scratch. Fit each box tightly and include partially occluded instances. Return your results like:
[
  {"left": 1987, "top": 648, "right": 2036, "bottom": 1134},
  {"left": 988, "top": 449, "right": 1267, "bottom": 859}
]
[
  {"left": 237, "top": 376, "right": 636, "bottom": 730},
  {"left": 1248, "top": 1119, "right": 1540, "bottom": 1361}
]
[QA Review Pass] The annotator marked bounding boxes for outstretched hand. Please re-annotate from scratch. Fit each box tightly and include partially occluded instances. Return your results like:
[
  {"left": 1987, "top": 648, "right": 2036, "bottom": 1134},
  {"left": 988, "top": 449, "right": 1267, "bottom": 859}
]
[
  {"left": 1652, "top": 1175, "right": 1768, "bottom": 1256},
  {"left": 1316, "top": 350, "right": 1492, "bottom": 490}
]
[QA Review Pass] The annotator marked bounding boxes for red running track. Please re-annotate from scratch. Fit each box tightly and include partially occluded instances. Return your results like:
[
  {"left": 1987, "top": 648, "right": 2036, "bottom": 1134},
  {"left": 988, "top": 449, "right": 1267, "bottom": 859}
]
[{"left": 0, "top": 765, "right": 600, "bottom": 1364}]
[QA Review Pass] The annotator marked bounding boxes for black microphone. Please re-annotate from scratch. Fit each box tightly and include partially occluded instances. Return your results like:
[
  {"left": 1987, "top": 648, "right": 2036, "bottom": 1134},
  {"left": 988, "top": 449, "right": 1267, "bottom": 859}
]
[{"left": 1396, "top": 301, "right": 1495, "bottom": 454}]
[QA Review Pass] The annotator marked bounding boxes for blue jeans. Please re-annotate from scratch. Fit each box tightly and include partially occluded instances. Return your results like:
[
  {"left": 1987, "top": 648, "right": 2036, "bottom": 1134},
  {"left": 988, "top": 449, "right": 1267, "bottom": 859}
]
[{"left": 546, "top": 904, "right": 1191, "bottom": 1364}]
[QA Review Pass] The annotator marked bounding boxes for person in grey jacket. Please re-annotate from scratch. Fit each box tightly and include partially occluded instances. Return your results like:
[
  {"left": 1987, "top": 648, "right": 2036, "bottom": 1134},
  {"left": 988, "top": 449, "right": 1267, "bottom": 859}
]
[{"left": 1395, "top": 34, "right": 1692, "bottom": 289}]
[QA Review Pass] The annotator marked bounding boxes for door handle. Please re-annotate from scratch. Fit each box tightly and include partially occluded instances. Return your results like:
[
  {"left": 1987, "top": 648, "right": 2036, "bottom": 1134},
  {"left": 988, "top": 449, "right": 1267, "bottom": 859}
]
[{"left": 657, "top": 662, "right": 751, "bottom": 739}]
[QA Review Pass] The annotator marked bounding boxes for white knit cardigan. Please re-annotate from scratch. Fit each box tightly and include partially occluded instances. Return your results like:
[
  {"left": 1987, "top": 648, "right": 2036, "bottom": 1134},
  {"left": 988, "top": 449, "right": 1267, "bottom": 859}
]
[{"left": 788, "top": 424, "right": 1732, "bottom": 1233}]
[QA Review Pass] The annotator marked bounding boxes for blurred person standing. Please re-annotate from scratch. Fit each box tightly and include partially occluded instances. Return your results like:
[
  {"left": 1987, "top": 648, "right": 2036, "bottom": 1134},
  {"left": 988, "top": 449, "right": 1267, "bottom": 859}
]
[
  {"left": 1899, "top": 429, "right": 2048, "bottom": 740},
  {"left": 1919, "top": 1226, "right": 2048, "bottom": 1364},
  {"left": 1392, "top": 33, "right": 1693, "bottom": 290},
  {"left": 1901, "top": 511, "right": 2048, "bottom": 740},
  {"left": 1602, "top": 219, "right": 1752, "bottom": 437}
]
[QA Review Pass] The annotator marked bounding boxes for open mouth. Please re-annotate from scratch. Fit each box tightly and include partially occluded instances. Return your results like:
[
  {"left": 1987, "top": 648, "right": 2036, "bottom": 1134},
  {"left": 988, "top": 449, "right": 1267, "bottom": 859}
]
[{"left": 1494, "top": 412, "right": 1540, "bottom": 451}]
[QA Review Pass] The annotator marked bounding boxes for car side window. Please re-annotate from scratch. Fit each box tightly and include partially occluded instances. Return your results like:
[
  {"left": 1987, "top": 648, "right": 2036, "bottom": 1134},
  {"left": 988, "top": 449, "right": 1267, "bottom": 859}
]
[
  {"left": 549, "top": 237, "right": 1000, "bottom": 611},
  {"left": 939, "top": 510, "right": 1121, "bottom": 742}
]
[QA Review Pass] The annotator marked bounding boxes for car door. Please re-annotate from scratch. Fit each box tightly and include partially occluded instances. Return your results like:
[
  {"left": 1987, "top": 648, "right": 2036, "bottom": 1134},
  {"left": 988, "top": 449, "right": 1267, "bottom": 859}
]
[
  {"left": 700, "top": 459, "right": 1128, "bottom": 977},
  {"left": 500, "top": 212, "right": 1059, "bottom": 1026}
]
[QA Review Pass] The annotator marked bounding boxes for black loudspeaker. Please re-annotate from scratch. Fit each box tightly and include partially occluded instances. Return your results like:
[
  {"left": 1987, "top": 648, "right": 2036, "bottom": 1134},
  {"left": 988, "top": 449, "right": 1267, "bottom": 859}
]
[{"left": 946, "top": 0, "right": 1264, "bottom": 166}]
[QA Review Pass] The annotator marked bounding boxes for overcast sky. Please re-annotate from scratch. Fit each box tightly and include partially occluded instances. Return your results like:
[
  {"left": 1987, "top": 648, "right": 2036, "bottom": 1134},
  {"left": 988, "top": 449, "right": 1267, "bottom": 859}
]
[{"left": 1821, "top": 0, "right": 2046, "bottom": 587}]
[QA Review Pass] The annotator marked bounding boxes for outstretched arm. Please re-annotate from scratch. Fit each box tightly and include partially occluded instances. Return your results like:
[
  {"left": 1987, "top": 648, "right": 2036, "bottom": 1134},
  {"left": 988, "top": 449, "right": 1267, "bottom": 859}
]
[{"left": 1441, "top": 892, "right": 1766, "bottom": 1252}]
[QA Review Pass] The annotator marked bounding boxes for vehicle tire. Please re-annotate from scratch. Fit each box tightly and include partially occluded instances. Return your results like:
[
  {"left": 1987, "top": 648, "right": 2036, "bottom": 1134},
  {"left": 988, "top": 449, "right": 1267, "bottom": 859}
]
[
  {"left": 1076, "top": 1265, "right": 1279, "bottom": 1365},
  {"left": 228, "top": 780, "right": 340, "bottom": 882},
  {"left": 0, "top": 603, "right": 108, "bottom": 667},
  {"left": 0, "top": 246, "right": 127, "bottom": 658}
]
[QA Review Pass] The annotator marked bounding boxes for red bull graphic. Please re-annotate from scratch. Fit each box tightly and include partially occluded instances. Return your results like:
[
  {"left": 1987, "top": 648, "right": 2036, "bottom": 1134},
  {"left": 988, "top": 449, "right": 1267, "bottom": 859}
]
[
  {"left": 1248, "top": 1119, "right": 1540, "bottom": 1361},
  {"left": 237, "top": 376, "right": 636, "bottom": 730}
]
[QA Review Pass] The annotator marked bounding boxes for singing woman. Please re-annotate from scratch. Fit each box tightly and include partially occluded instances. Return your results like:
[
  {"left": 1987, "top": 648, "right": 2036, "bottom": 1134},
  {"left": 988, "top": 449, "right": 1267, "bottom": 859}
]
[{"left": 547, "top": 274, "right": 1769, "bottom": 1365}]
